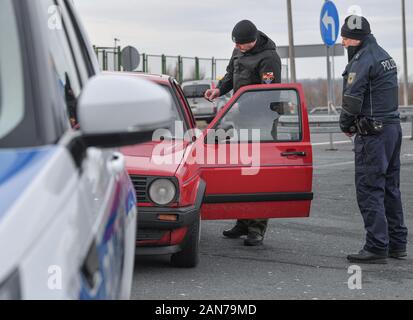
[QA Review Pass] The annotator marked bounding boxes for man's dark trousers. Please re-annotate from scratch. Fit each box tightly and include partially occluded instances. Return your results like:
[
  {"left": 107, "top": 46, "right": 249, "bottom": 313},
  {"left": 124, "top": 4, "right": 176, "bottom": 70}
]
[{"left": 354, "top": 123, "right": 408, "bottom": 256}]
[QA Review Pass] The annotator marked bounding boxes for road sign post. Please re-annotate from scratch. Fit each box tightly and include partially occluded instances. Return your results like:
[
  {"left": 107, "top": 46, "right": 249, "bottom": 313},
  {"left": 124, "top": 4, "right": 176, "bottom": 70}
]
[{"left": 320, "top": 0, "right": 339, "bottom": 151}]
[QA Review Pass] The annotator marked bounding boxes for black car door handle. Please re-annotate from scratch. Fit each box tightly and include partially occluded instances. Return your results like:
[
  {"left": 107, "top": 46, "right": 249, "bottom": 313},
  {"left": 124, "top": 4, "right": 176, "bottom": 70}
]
[{"left": 281, "top": 151, "right": 306, "bottom": 157}]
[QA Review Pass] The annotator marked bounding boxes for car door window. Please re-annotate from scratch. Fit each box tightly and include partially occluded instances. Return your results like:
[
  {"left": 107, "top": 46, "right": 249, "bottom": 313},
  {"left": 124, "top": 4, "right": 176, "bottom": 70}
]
[
  {"left": 213, "top": 89, "right": 302, "bottom": 143},
  {"left": 0, "top": 0, "right": 25, "bottom": 141},
  {"left": 40, "top": 0, "right": 82, "bottom": 127},
  {"left": 57, "top": 0, "right": 95, "bottom": 80}
]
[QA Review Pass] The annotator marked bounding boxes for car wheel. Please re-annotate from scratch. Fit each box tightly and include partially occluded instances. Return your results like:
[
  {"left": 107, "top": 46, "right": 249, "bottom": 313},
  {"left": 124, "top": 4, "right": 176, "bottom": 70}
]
[{"left": 170, "top": 214, "right": 200, "bottom": 268}]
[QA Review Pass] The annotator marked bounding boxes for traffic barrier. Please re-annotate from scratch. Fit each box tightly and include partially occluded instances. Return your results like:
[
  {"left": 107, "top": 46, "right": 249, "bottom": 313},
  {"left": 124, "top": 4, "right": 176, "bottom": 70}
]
[{"left": 279, "top": 114, "right": 341, "bottom": 134}]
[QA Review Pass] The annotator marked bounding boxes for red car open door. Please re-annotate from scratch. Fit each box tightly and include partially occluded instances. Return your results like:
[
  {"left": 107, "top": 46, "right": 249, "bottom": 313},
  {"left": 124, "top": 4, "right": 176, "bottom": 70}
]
[{"left": 197, "top": 84, "right": 313, "bottom": 220}]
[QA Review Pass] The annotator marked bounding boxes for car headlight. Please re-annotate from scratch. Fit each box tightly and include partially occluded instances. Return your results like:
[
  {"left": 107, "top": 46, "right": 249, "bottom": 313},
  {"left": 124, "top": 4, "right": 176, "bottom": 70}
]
[
  {"left": 0, "top": 270, "right": 21, "bottom": 300},
  {"left": 148, "top": 179, "right": 177, "bottom": 206}
]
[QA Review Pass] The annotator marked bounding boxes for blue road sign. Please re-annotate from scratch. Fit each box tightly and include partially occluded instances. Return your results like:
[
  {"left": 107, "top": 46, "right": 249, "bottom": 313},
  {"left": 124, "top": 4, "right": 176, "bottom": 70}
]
[{"left": 320, "top": 1, "right": 340, "bottom": 47}]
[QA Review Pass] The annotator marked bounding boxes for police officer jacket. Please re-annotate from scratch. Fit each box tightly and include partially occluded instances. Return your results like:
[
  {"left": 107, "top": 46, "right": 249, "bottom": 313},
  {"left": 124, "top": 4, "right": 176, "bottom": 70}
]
[
  {"left": 217, "top": 31, "right": 282, "bottom": 95},
  {"left": 340, "top": 34, "right": 400, "bottom": 132}
]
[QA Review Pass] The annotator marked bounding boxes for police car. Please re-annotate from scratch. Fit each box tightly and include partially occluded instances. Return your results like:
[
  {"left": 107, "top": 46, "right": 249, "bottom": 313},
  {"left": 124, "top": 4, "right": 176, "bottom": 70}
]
[{"left": 0, "top": 0, "right": 172, "bottom": 299}]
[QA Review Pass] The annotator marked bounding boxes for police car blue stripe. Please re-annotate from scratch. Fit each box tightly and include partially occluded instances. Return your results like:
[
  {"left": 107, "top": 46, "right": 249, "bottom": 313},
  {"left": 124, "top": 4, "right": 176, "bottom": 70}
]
[{"left": 0, "top": 147, "right": 57, "bottom": 220}]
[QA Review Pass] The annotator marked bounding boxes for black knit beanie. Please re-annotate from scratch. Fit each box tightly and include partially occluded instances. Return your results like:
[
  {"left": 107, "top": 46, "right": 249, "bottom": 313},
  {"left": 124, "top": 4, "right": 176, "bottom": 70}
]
[
  {"left": 341, "top": 15, "right": 371, "bottom": 40},
  {"left": 232, "top": 20, "right": 258, "bottom": 44}
]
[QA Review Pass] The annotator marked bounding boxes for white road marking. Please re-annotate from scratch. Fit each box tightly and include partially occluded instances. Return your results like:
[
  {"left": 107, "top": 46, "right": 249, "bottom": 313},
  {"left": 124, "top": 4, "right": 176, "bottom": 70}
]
[
  {"left": 312, "top": 140, "right": 352, "bottom": 146},
  {"left": 315, "top": 161, "right": 354, "bottom": 169}
]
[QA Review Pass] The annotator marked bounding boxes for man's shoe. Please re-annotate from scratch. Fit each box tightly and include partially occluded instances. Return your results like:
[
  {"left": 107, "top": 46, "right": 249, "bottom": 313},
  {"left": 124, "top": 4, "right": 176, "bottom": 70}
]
[
  {"left": 389, "top": 250, "right": 407, "bottom": 260},
  {"left": 244, "top": 233, "right": 263, "bottom": 246},
  {"left": 347, "top": 249, "right": 387, "bottom": 264},
  {"left": 223, "top": 225, "right": 248, "bottom": 239}
]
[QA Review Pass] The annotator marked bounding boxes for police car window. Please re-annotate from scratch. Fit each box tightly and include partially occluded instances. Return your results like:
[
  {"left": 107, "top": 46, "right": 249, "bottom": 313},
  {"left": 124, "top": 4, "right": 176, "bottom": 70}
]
[
  {"left": 40, "top": 0, "right": 82, "bottom": 127},
  {"left": 58, "top": 0, "right": 95, "bottom": 79},
  {"left": 0, "top": 0, "right": 25, "bottom": 140},
  {"left": 214, "top": 90, "right": 302, "bottom": 143}
]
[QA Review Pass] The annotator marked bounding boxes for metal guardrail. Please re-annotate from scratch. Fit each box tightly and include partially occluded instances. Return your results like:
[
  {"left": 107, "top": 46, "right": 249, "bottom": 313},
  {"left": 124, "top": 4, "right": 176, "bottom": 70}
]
[
  {"left": 280, "top": 110, "right": 413, "bottom": 142},
  {"left": 279, "top": 115, "right": 341, "bottom": 134},
  {"left": 278, "top": 114, "right": 342, "bottom": 149},
  {"left": 399, "top": 106, "right": 413, "bottom": 123},
  {"left": 405, "top": 111, "right": 413, "bottom": 139},
  {"left": 305, "top": 106, "right": 413, "bottom": 133}
]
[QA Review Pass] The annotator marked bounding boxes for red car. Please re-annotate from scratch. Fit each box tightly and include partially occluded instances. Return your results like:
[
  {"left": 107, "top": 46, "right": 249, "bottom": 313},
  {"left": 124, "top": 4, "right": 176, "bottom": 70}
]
[{"left": 121, "top": 72, "right": 313, "bottom": 268}]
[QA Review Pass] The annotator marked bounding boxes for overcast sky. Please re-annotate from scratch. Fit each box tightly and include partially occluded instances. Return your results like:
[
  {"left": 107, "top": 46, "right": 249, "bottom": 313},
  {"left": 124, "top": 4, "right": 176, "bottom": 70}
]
[{"left": 74, "top": 0, "right": 412, "bottom": 80}]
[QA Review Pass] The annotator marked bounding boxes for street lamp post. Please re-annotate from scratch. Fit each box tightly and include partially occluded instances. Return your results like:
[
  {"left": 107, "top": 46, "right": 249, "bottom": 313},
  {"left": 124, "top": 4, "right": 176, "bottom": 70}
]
[
  {"left": 401, "top": 0, "right": 409, "bottom": 108},
  {"left": 114, "top": 38, "right": 120, "bottom": 71},
  {"left": 286, "top": 0, "right": 296, "bottom": 83}
]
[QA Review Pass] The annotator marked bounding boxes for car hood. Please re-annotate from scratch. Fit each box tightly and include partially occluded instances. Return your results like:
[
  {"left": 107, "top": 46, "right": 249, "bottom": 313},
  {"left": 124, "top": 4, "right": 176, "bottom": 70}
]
[
  {"left": 121, "top": 140, "right": 190, "bottom": 176},
  {"left": 0, "top": 146, "right": 58, "bottom": 222}
]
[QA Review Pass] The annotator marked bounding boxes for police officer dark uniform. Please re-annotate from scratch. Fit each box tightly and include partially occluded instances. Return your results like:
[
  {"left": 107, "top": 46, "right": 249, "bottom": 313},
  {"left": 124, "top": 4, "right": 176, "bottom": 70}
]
[
  {"left": 204, "top": 20, "right": 282, "bottom": 246},
  {"left": 339, "top": 16, "right": 408, "bottom": 263}
]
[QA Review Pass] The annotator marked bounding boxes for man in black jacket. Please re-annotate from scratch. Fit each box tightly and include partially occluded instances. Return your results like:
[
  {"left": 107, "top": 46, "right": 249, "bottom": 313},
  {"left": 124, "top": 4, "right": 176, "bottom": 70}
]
[{"left": 204, "top": 20, "right": 282, "bottom": 246}]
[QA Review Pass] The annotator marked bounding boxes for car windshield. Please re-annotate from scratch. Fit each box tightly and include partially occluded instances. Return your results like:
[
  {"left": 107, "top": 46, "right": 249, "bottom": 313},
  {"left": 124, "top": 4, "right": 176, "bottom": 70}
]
[
  {"left": 183, "top": 85, "right": 210, "bottom": 98},
  {"left": 0, "top": 0, "right": 25, "bottom": 146}
]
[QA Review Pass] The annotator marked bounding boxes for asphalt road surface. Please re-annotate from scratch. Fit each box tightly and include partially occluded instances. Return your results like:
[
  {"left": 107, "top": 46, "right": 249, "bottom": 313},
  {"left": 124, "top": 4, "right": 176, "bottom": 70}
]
[{"left": 132, "top": 124, "right": 413, "bottom": 300}]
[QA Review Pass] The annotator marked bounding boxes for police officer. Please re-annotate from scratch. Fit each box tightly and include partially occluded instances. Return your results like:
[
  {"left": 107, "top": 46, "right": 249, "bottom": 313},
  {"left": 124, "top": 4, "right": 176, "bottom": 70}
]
[
  {"left": 204, "top": 20, "right": 281, "bottom": 246},
  {"left": 339, "top": 15, "right": 408, "bottom": 263}
]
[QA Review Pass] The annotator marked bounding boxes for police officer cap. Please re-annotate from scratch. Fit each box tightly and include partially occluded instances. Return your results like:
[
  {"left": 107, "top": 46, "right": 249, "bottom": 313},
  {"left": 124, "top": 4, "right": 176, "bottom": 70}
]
[
  {"left": 341, "top": 15, "right": 371, "bottom": 41},
  {"left": 232, "top": 20, "right": 258, "bottom": 44}
]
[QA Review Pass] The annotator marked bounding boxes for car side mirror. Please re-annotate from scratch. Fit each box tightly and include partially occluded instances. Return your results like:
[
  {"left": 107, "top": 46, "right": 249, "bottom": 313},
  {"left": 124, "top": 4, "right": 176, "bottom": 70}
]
[
  {"left": 78, "top": 74, "right": 173, "bottom": 148},
  {"left": 269, "top": 102, "right": 286, "bottom": 114}
]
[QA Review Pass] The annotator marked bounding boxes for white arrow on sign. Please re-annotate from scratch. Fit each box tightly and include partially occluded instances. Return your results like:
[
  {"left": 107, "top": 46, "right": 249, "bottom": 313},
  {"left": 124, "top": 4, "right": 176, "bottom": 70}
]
[{"left": 322, "top": 10, "right": 336, "bottom": 41}]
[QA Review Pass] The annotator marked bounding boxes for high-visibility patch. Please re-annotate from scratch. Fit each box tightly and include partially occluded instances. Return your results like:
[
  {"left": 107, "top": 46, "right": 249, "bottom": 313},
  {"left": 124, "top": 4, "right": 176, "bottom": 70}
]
[{"left": 262, "top": 72, "right": 275, "bottom": 84}]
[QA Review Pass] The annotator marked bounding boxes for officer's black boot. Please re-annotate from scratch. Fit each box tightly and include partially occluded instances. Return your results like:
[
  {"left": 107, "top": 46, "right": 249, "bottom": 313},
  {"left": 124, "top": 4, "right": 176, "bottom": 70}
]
[
  {"left": 223, "top": 224, "right": 248, "bottom": 238},
  {"left": 244, "top": 232, "right": 263, "bottom": 246},
  {"left": 347, "top": 249, "right": 387, "bottom": 264},
  {"left": 389, "top": 249, "right": 407, "bottom": 260}
]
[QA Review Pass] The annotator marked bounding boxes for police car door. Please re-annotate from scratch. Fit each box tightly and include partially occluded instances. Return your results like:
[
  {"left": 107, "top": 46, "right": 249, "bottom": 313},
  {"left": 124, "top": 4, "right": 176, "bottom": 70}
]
[
  {"left": 199, "top": 84, "right": 313, "bottom": 220},
  {"left": 53, "top": 0, "right": 132, "bottom": 299}
]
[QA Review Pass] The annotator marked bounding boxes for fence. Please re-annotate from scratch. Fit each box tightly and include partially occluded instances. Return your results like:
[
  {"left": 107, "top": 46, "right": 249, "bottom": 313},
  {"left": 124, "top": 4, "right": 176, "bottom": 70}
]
[
  {"left": 94, "top": 46, "right": 289, "bottom": 83},
  {"left": 94, "top": 46, "right": 122, "bottom": 72}
]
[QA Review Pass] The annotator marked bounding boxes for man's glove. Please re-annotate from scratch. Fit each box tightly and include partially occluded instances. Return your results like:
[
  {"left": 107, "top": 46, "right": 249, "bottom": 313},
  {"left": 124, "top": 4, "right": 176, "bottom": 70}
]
[{"left": 339, "top": 110, "right": 357, "bottom": 134}]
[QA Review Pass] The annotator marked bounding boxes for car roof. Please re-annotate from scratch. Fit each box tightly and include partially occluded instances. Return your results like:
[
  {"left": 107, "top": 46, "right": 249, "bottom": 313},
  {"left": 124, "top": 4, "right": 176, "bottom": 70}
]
[{"left": 103, "top": 71, "right": 172, "bottom": 85}]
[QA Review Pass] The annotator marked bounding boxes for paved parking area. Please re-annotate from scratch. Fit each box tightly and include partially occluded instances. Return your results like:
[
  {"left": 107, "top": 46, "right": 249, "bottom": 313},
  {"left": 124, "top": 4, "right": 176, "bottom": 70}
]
[{"left": 132, "top": 127, "right": 413, "bottom": 300}]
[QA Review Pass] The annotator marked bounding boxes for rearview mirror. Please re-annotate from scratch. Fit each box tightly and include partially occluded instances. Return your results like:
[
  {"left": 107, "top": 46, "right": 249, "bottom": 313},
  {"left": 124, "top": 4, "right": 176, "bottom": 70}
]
[
  {"left": 269, "top": 102, "right": 286, "bottom": 114},
  {"left": 78, "top": 74, "right": 173, "bottom": 148}
]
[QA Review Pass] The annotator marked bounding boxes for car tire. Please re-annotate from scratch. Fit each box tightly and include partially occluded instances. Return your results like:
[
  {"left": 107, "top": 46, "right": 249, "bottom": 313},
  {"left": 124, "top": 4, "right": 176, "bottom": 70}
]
[{"left": 170, "top": 214, "right": 200, "bottom": 268}]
